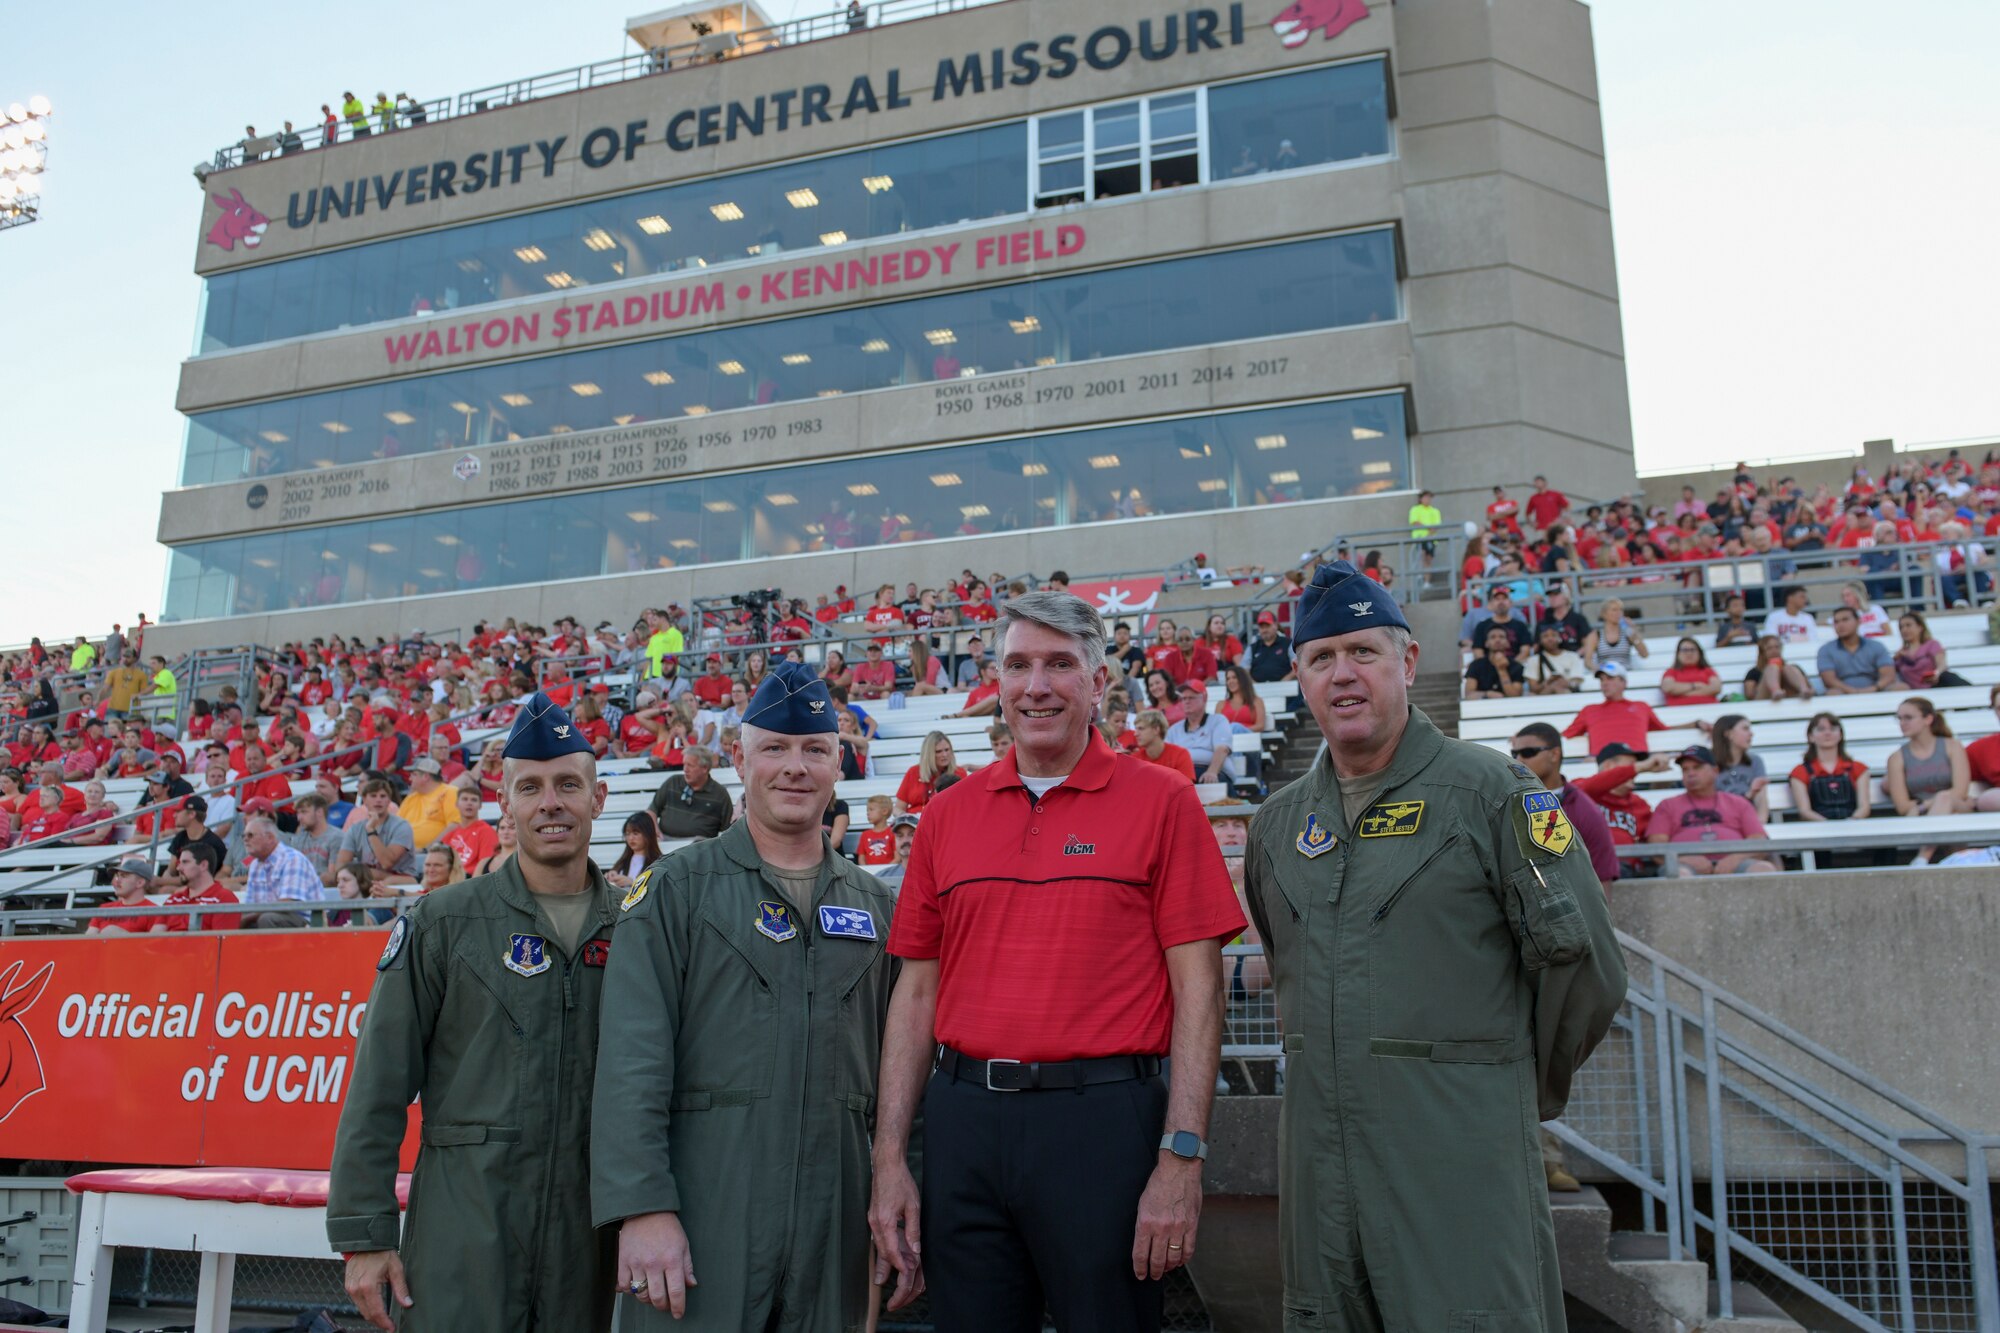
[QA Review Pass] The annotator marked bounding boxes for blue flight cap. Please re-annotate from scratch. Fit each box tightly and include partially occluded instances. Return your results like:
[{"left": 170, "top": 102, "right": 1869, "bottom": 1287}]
[
  {"left": 1291, "top": 559, "right": 1410, "bottom": 656},
  {"left": 742, "top": 660, "right": 839, "bottom": 735},
  {"left": 502, "top": 691, "right": 597, "bottom": 761}
]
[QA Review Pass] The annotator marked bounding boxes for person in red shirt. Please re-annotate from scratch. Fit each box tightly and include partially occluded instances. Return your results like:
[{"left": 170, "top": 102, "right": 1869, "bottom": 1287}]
[
  {"left": 1658, "top": 638, "right": 1722, "bottom": 707},
  {"left": 947, "top": 660, "right": 1002, "bottom": 718},
  {"left": 873, "top": 591, "right": 1243, "bottom": 1326},
  {"left": 862, "top": 584, "right": 906, "bottom": 643},
  {"left": 298, "top": 668, "right": 333, "bottom": 707},
  {"left": 691, "top": 656, "right": 734, "bottom": 708},
  {"left": 1569, "top": 744, "right": 1671, "bottom": 845},
  {"left": 1129, "top": 709, "right": 1197, "bottom": 782},
  {"left": 1143, "top": 619, "right": 1186, "bottom": 683},
  {"left": 161, "top": 843, "right": 242, "bottom": 931},
  {"left": 1485, "top": 485, "right": 1523, "bottom": 537},
  {"left": 894, "top": 732, "right": 967, "bottom": 813},
  {"left": 854, "top": 794, "right": 898, "bottom": 865},
  {"left": 851, "top": 643, "right": 899, "bottom": 701},
  {"left": 1524, "top": 475, "right": 1569, "bottom": 531},
  {"left": 12, "top": 785, "right": 72, "bottom": 846},
  {"left": 1199, "top": 615, "right": 1243, "bottom": 670},
  {"left": 1561, "top": 664, "right": 1672, "bottom": 757},
  {"left": 1173, "top": 627, "right": 1219, "bottom": 686},
  {"left": 1966, "top": 684, "right": 2000, "bottom": 813},
  {"left": 90, "top": 858, "right": 168, "bottom": 934},
  {"left": 236, "top": 741, "right": 296, "bottom": 810},
  {"left": 616, "top": 693, "right": 664, "bottom": 757},
  {"left": 571, "top": 694, "right": 613, "bottom": 758},
  {"left": 439, "top": 785, "right": 498, "bottom": 874}
]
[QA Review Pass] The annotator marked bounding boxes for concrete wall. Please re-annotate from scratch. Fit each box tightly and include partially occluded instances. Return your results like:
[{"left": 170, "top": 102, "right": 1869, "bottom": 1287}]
[
  {"left": 1396, "top": 0, "right": 1636, "bottom": 507},
  {"left": 1611, "top": 869, "right": 2000, "bottom": 1136}
]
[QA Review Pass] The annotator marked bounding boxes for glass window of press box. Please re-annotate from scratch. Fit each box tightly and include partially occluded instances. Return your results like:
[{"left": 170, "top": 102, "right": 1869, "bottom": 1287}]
[
  {"left": 181, "top": 228, "right": 1401, "bottom": 485},
  {"left": 195, "top": 59, "right": 1391, "bottom": 353},
  {"left": 162, "top": 394, "right": 1410, "bottom": 621}
]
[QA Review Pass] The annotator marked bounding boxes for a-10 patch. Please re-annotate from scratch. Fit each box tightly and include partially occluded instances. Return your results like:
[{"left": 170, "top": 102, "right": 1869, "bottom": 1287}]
[
  {"left": 1357, "top": 800, "right": 1424, "bottom": 838},
  {"left": 1521, "top": 791, "right": 1575, "bottom": 857}
]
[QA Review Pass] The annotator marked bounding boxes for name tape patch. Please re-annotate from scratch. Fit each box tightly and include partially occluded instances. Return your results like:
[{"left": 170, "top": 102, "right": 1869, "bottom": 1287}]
[
  {"left": 818, "top": 905, "right": 878, "bottom": 940},
  {"left": 1357, "top": 800, "right": 1424, "bottom": 838}
]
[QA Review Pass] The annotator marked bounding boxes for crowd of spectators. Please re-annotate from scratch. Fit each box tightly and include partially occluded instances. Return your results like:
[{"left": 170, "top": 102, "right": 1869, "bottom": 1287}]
[{"left": 1460, "top": 453, "right": 2000, "bottom": 877}]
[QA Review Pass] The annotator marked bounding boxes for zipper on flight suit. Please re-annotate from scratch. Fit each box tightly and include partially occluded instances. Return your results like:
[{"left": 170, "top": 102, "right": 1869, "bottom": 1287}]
[
  {"left": 1370, "top": 836, "right": 1460, "bottom": 925},
  {"left": 528, "top": 926, "right": 580, "bottom": 1319}
]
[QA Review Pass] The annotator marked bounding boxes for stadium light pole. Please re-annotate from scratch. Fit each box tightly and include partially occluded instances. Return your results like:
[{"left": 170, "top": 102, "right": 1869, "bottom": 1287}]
[{"left": 0, "top": 95, "right": 53, "bottom": 233}]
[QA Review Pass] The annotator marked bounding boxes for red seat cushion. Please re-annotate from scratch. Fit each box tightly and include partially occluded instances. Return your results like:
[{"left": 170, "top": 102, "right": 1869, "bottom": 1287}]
[{"left": 67, "top": 1167, "right": 408, "bottom": 1209}]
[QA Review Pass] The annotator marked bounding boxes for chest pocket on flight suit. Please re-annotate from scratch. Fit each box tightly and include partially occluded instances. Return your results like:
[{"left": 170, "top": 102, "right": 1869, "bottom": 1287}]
[{"left": 673, "top": 913, "right": 781, "bottom": 1104}]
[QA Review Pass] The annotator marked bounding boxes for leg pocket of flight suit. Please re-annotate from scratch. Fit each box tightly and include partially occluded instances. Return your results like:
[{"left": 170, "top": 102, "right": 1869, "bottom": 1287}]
[{"left": 1446, "top": 1310, "right": 1543, "bottom": 1332}]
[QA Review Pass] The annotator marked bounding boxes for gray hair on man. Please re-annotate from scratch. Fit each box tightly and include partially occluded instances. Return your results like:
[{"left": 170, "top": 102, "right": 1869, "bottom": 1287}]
[
  {"left": 683, "top": 745, "right": 720, "bottom": 770},
  {"left": 993, "top": 590, "right": 1107, "bottom": 674}
]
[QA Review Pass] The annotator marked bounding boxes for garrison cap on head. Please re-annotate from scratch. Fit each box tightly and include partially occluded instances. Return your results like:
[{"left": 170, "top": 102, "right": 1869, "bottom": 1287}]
[
  {"left": 741, "top": 661, "right": 838, "bottom": 735},
  {"left": 1290, "top": 559, "right": 1410, "bottom": 655},
  {"left": 502, "top": 692, "right": 596, "bottom": 761}
]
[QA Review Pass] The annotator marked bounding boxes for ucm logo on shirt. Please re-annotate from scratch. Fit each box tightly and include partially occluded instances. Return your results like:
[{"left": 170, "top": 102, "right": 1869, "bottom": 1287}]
[
  {"left": 0, "top": 959, "right": 55, "bottom": 1125},
  {"left": 1062, "top": 835, "right": 1097, "bottom": 857}
]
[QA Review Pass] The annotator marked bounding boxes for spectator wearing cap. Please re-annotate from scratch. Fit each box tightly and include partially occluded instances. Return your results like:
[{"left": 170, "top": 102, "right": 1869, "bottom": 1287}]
[
  {"left": 1167, "top": 684, "right": 1235, "bottom": 785},
  {"left": 161, "top": 795, "right": 229, "bottom": 886},
  {"left": 1647, "top": 747, "right": 1777, "bottom": 876},
  {"left": 1561, "top": 663, "right": 1671, "bottom": 760},
  {"left": 91, "top": 859, "right": 167, "bottom": 934},
  {"left": 692, "top": 655, "right": 734, "bottom": 708},
  {"left": 1247, "top": 613, "right": 1294, "bottom": 683},
  {"left": 1522, "top": 623, "right": 1586, "bottom": 695},
  {"left": 954, "top": 635, "right": 989, "bottom": 689},
  {"left": 851, "top": 643, "right": 898, "bottom": 701},
  {"left": 875, "top": 813, "right": 920, "bottom": 887},
  {"left": 1569, "top": 744, "right": 1672, "bottom": 850},
  {"left": 1816, "top": 608, "right": 1896, "bottom": 694},
  {"left": 240, "top": 814, "right": 333, "bottom": 929},
  {"left": 647, "top": 744, "right": 731, "bottom": 840},
  {"left": 1462, "top": 586, "right": 1529, "bottom": 656},
  {"left": 399, "top": 758, "right": 458, "bottom": 849}
]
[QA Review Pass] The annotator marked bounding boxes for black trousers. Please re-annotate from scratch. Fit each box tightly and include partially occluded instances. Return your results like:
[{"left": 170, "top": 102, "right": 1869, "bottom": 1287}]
[{"left": 921, "top": 1067, "right": 1168, "bottom": 1332}]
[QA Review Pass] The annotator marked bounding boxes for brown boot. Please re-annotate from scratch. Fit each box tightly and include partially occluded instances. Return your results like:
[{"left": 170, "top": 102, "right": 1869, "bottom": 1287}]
[{"left": 1546, "top": 1162, "right": 1581, "bottom": 1192}]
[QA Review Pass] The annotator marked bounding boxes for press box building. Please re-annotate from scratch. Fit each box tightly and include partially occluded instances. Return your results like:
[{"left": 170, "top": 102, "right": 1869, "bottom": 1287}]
[{"left": 152, "top": 0, "right": 1636, "bottom": 648}]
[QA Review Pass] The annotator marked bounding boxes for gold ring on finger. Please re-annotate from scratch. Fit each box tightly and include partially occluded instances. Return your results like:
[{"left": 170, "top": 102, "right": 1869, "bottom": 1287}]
[{"left": 629, "top": 1279, "right": 647, "bottom": 1294}]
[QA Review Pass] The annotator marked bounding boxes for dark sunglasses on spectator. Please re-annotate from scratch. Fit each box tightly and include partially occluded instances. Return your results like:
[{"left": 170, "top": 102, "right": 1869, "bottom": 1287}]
[{"left": 1510, "top": 744, "right": 1555, "bottom": 760}]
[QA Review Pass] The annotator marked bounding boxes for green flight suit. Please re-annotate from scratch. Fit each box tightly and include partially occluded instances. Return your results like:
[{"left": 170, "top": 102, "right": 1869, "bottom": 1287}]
[
  {"left": 1244, "top": 708, "right": 1626, "bottom": 1332},
  {"left": 592, "top": 822, "right": 897, "bottom": 1333},
  {"left": 328, "top": 859, "right": 619, "bottom": 1332}
]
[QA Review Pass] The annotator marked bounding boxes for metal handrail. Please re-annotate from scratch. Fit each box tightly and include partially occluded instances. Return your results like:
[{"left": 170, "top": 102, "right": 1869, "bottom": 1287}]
[
  {"left": 1614, "top": 831, "right": 1999, "bottom": 875},
  {"left": 1546, "top": 933, "right": 2000, "bottom": 1330},
  {"left": 206, "top": 0, "right": 1001, "bottom": 171}
]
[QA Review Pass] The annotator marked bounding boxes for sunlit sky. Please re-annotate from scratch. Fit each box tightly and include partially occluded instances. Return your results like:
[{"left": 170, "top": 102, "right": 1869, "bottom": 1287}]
[{"left": 4, "top": 0, "right": 1995, "bottom": 642}]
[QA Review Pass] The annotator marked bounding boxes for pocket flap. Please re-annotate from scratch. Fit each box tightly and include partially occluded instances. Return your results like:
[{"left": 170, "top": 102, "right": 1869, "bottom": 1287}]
[
  {"left": 1369, "top": 1037, "right": 1531, "bottom": 1064},
  {"left": 421, "top": 1123, "right": 521, "bottom": 1146},
  {"left": 669, "top": 1088, "right": 756, "bottom": 1111},
  {"left": 844, "top": 1092, "right": 876, "bottom": 1115}
]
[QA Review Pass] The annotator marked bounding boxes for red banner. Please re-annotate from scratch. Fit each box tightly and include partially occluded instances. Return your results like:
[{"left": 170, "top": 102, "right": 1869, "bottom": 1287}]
[
  {"left": 1067, "top": 576, "right": 1166, "bottom": 635},
  {"left": 0, "top": 932, "right": 417, "bottom": 1169}
]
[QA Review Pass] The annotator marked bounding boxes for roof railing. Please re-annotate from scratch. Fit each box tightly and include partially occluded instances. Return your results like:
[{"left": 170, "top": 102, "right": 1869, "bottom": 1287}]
[{"left": 209, "top": 0, "right": 1001, "bottom": 172}]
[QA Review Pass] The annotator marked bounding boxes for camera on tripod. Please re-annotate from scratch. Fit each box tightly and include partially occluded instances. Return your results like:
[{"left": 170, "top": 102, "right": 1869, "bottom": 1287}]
[{"left": 731, "top": 588, "right": 782, "bottom": 612}]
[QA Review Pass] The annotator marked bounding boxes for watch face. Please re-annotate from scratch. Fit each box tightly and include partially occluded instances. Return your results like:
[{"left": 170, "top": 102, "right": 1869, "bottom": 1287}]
[{"left": 1170, "top": 1130, "right": 1202, "bottom": 1158}]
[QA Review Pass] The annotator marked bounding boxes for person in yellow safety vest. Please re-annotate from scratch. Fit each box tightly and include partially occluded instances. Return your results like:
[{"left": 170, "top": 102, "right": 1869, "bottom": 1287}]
[
  {"left": 342, "top": 91, "right": 370, "bottom": 139},
  {"left": 1408, "top": 488, "right": 1443, "bottom": 572},
  {"left": 373, "top": 92, "right": 396, "bottom": 133}
]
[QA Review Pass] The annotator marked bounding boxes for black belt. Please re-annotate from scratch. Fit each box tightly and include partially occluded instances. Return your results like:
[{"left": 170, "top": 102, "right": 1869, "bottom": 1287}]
[{"left": 936, "top": 1045, "right": 1161, "bottom": 1092}]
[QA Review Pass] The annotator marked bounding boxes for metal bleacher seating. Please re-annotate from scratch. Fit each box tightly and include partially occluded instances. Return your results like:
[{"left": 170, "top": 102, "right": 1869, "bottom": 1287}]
[{"left": 1456, "top": 610, "right": 1998, "bottom": 839}]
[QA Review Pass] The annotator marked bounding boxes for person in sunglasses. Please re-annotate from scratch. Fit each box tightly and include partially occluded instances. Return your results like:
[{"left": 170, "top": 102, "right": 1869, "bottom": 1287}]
[{"left": 1507, "top": 724, "right": 1619, "bottom": 888}]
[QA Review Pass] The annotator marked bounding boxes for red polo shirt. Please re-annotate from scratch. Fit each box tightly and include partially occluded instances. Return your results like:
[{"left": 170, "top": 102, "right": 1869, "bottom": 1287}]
[{"left": 888, "top": 734, "right": 1244, "bottom": 1062}]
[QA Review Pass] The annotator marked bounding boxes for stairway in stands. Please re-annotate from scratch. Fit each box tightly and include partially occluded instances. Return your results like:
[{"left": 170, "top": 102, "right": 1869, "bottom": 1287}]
[{"left": 1264, "top": 674, "right": 1463, "bottom": 790}]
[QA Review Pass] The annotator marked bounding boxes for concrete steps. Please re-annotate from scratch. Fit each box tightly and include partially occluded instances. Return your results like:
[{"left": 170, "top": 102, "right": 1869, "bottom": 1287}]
[{"left": 1551, "top": 1189, "right": 1807, "bottom": 1332}]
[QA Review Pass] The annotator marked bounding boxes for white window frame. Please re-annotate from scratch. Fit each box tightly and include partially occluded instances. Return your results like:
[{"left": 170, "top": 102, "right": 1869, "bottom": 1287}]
[{"left": 1028, "top": 87, "right": 1211, "bottom": 210}]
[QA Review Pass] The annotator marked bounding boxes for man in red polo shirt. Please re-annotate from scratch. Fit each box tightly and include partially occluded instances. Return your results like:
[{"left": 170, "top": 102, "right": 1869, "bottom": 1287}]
[
  {"left": 871, "top": 592, "right": 1242, "bottom": 1331},
  {"left": 691, "top": 655, "right": 734, "bottom": 708},
  {"left": 1561, "top": 663, "right": 1672, "bottom": 758}
]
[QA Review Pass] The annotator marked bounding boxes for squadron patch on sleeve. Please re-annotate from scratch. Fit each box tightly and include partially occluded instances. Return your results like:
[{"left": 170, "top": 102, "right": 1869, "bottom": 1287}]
[
  {"left": 377, "top": 915, "right": 409, "bottom": 971},
  {"left": 1521, "top": 791, "right": 1575, "bottom": 857}
]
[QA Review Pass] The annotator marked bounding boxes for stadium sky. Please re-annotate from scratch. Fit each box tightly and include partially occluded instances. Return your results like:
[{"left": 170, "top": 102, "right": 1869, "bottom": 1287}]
[{"left": 3, "top": 0, "right": 1995, "bottom": 643}]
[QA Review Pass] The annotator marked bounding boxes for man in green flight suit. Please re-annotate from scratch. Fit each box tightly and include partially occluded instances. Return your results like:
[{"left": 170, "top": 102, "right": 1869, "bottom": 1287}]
[
  {"left": 330, "top": 692, "right": 618, "bottom": 1331},
  {"left": 595, "top": 660, "right": 899, "bottom": 1330},
  {"left": 1244, "top": 561, "right": 1626, "bottom": 1332}
]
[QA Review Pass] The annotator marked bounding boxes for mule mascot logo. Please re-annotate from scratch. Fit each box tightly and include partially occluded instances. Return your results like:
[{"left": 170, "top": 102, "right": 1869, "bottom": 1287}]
[
  {"left": 0, "top": 959, "right": 55, "bottom": 1125},
  {"left": 1270, "top": 0, "right": 1369, "bottom": 48},
  {"left": 206, "top": 188, "right": 270, "bottom": 252}
]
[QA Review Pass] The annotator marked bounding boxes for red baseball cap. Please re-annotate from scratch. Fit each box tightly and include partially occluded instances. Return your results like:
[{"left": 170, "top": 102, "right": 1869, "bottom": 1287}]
[{"left": 1256, "top": 612, "right": 1277, "bottom": 625}]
